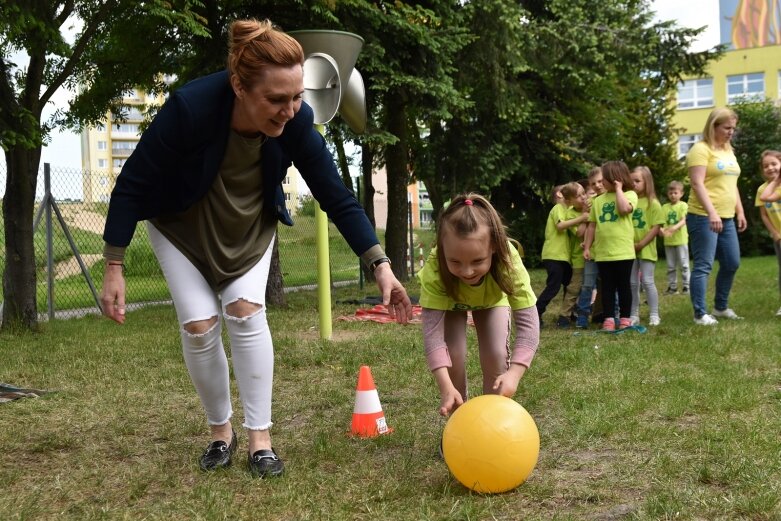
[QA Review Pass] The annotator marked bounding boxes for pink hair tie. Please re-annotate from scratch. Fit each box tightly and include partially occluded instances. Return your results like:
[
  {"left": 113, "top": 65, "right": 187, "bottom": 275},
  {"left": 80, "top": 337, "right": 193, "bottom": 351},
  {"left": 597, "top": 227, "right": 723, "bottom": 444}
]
[{"left": 464, "top": 199, "right": 473, "bottom": 206}]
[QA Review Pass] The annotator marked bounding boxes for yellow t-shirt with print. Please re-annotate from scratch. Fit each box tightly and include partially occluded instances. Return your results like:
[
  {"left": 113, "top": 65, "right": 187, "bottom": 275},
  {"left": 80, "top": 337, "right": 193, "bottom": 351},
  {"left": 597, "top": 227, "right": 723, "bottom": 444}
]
[
  {"left": 541, "top": 203, "right": 571, "bottom": 262},
  {"left": 588, "top": 190, "right": 638, "bottom": 262},
  {"left": 755, "top": 181, "right": 781, "bottom": 235},
  {"left": 565, "top": 206, "right": 585, "bottom": 269},
  {"left": 632, "top": 197, "right": 665, "bottom": 262},
  {"left": 685, "top": 141, "right": 741, "bottom": 218},
  {"left": 417, "top": 241, "right": 537, "bottom": 311},
  {"left": 660, "top": 201, "right": 688, "bottom": 246}
]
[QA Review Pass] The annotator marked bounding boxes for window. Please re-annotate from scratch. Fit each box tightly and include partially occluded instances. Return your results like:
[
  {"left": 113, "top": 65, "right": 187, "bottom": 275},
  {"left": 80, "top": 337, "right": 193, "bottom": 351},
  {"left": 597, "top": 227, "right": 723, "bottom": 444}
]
[
  {"left": 678, "top": 134, "right": 701, "bottom": 158},
  {"left": 113, "top": 123, "right": 140, "bottom": 134},
  {"left": 113, "top": 158, "right": 126, "bottom": 168},
  {"left": 677, "top": 79, "right": 713, "bottom": 109},
  {"left": 111, "top": 141, "right": 137, "bottom": 154},
  {"left": 727, "top": 73, "right": 764, "bottom": 104},
  {"left": 97, "top": 159, "right": 108, "bottom": 168},
  {"left": 97, "top": 140, "right": 107, "bottom": 150}
]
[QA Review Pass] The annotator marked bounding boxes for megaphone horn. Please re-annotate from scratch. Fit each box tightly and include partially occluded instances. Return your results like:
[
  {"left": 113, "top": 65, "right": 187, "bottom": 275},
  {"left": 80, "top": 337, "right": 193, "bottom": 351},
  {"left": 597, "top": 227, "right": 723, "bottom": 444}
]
[
  {"left": 339, "top": 69, "right": 366, "bottom": 134},
  {"left": 302, "top": 53, "right": 340, "bottom": 125}
]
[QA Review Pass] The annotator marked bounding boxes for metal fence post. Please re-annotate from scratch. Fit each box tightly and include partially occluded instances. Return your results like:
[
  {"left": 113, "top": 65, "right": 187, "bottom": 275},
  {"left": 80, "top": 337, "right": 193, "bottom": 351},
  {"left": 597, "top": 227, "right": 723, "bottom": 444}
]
[{"left": 45, "top": 163, "right": 55, "bottom": 320}]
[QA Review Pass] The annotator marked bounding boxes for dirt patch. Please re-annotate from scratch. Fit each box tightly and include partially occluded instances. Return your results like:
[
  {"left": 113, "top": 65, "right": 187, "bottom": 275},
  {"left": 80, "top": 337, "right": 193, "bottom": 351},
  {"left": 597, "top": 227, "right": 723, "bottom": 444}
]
[
  {"left": 55, "top": 203, "right": 106, "bottom": 235},
  {"left": 46, "top": 254, "right": 103, "bottom": 280}
]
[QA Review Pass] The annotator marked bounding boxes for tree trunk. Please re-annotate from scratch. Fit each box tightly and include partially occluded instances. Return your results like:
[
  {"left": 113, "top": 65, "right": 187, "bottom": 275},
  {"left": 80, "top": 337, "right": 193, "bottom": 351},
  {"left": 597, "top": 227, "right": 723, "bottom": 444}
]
[
  {"left": 330, "top": 128, "right": 354, "bottom": 193},
  {"left": 383, "top": 92, "right": 410, "bottom": 282},
  {"left": 360, "top": 143, "right": 377, "bottom": 283},
  {"left": 265, "top": 233, "right": 286, "bottom": 307},
  {"left": 2, "top": 147, "right": 41, "bottom": 331}
]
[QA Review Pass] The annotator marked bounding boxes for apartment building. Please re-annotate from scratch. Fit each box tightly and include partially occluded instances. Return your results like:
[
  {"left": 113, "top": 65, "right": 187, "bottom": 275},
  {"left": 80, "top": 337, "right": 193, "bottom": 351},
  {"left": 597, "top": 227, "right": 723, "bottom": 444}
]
[
  {"left": 80, "top": 88, "right": 300, "bottom": 214},
  {"left": 673, "top": 0, "right": 781, "bottom": 156}
]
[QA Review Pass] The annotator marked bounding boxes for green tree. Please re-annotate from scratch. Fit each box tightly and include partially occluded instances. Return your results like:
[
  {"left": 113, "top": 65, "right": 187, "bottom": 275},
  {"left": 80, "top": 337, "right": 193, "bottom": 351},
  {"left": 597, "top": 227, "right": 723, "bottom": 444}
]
[
  {"left": 490, "top": 0, "right": 720, "bottom": 264},
  {"left": 1, "top": 1, "right": 207, "bottom": 330},
  {"left": 731, "top": 98, "right": 781, "bottom": 255}
]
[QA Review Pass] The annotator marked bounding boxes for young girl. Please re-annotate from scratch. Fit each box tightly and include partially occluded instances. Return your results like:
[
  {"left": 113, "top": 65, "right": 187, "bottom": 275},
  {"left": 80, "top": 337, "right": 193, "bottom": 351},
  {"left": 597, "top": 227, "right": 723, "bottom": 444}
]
[
  {"left": 557, "top": 182, "right": 590, "bottom": 328},
  {"left": 536, "top": 185, "right": 578, "bottom": 327},
  {"left": 629, "top": 166, "right": 665, "bottom": 326},
  {"left": 582, "top": 161, "right": 638, "bottom": 331},
  {"left": 757, "top": 150, "right": 781, "bottom": 316},
  {"left": 575, "top": 167, "right": 606, "bottom": 328},
  {"left": 418, "top": 193, "right": 540, "bottom": 417}
]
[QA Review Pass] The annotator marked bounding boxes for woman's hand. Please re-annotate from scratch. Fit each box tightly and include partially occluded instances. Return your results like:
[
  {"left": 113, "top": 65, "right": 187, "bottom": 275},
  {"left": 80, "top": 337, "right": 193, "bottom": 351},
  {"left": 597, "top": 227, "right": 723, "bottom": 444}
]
[
  {"left": 101, "top": 263, "right": 126, "bottom": 324},
  {"left": 708, "top": 211, "right": 723, "bottom": 233},
  {"left": 736, "top": 213, "right": 747, "bottom": 233},
  {"left": 493, "top": 363, "right": 527, "bottom": 398},
  {"left": 373, "top": 262, "right": 413, "bottom": 324}
]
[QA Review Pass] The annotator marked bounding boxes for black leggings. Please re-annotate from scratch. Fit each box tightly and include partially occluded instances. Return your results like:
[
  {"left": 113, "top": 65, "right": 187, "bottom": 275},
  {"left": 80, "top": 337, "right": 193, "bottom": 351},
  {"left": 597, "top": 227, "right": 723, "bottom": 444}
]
[
  {"left": 536, "top": 260, "right": 572, "bottom": 316},
  {"left": 596, "top": 259, "right": 634, "bottom": 319}
]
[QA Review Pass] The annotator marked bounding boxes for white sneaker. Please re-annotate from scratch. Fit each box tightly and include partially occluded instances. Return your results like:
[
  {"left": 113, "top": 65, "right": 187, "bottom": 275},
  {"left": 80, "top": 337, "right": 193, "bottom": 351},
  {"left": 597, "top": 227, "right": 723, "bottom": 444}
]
[
  {"left": 630, "top": 315, "right": 640, "bottom": 326},
  {"left": 649, "top": 315, "right": 660, "bottom": 326},
  {"left": 776, "top": 306, "right": 781, "bottom": 317},
  {"left": 712, "top": 308, "right": 743, "bottom": 320},
  {"left": 694, "top": 314, "right": 718, "bottom": 326}
]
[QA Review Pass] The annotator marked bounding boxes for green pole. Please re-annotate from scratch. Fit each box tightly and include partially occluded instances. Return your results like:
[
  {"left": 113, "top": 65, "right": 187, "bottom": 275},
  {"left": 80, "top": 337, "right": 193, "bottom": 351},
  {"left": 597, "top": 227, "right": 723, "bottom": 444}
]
[{"left": 314, "top": 124, "right": 332, "bottom": 340}]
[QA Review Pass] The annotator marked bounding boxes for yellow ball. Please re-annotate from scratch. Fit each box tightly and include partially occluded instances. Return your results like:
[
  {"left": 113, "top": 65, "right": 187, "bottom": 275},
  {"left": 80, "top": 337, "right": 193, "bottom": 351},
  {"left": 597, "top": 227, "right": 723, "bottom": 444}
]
[{"left": 442, "top": 394, "right": 540, "bottom": 493}]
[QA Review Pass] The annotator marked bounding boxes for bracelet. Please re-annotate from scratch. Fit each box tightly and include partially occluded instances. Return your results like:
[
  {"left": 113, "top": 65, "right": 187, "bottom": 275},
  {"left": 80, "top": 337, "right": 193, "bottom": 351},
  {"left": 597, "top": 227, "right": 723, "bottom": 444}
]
[
  {"left": 107, "top": 262, "right": 126, "bottom": 274},
  {"left": 369, "top": 257, "right": 391, "bottom": 272}
]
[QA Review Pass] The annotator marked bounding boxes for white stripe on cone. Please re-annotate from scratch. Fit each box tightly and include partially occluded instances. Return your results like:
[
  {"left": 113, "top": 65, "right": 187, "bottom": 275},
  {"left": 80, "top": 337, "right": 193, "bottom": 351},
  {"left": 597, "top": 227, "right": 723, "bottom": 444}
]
[{"left": 353, "top": 389, "right": 383, "bottom": 414}]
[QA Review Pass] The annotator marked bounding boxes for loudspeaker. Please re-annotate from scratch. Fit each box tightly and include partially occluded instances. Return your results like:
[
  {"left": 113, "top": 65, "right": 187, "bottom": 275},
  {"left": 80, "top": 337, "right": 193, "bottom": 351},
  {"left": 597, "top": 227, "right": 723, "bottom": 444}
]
[{"left": 290, "top": 30, "right": 367, "bottom": 133}]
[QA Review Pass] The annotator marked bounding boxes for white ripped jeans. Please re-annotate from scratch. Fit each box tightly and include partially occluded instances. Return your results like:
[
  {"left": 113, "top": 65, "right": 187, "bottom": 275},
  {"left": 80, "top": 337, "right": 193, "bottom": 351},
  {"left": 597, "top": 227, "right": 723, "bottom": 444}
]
[{"left": 147, "top": 222, "right": 275, "bottom": 431}]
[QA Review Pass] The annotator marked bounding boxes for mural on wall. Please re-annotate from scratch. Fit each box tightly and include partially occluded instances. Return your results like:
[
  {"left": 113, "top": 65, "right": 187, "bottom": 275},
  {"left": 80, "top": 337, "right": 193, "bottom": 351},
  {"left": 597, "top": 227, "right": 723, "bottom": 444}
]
[{"left": 721, "top": 0, "right": 781, "bottom": 48}]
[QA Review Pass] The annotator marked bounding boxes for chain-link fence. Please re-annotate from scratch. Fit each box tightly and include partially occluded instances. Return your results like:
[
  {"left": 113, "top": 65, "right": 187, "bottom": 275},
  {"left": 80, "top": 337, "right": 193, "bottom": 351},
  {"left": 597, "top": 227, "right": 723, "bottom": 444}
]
[{"left": 1, "top": 163, "right": 428, "bottom": 320}]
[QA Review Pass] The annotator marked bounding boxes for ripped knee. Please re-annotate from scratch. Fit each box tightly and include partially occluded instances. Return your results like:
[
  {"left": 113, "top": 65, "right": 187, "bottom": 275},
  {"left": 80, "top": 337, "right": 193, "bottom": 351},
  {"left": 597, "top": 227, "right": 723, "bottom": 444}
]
[
  {"left": 225, "top": 298, "right": 263, "bottom": 320},
  {"left": 183, "top": 316, "right": 219, "bottom": 336}
]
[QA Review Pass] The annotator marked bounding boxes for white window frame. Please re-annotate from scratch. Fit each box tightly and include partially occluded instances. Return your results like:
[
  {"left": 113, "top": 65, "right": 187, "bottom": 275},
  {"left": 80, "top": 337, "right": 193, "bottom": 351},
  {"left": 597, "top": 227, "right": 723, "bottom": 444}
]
[
  {"left": 97, "top": 159, "right": 108, "bottom": 168},
  {"left": 97, "top": 140, "right": 107, "bottom": 150},
  {"left": 678, "top": 134, "right": 701, "bottom": 158},
  {"left": 726, "top": 73, "right": 764, "bottom": 104},
  {"left": 677, "top": 78, "right": 713, "bottom": 109}
]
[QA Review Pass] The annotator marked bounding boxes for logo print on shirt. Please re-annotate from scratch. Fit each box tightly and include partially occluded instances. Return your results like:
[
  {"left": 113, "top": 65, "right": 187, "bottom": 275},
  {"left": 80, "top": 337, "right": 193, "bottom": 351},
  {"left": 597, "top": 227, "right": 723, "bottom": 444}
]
[
  {"left": 632, "top": 208, "right": 646, "bottom": 229},
  {"left": 666, "top": 211, "right": 678, "bottom": 225},
  {"left": 599, "top": 201, "right": 618, "bottom": 223}
]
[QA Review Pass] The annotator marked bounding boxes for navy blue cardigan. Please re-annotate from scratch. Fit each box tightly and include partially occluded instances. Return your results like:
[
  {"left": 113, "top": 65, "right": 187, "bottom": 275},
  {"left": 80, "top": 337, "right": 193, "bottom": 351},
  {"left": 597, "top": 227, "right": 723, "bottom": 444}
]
[{"left": 103, "top": 70, "right": 378, "bottom": 257}]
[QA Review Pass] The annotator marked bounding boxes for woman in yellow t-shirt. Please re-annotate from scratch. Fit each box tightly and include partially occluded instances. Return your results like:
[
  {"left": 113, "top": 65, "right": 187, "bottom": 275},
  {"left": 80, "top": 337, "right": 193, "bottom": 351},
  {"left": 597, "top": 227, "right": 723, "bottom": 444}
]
[{"left": 685, "top": 107, "right": 747, "bottom": 326}]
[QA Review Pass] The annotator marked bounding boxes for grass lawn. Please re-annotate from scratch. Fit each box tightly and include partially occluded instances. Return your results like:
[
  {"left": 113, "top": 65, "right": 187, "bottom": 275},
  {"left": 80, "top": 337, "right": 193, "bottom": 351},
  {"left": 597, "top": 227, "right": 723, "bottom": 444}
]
[{"left": 1, "top": 256, "right": 780, "bottom": 520}]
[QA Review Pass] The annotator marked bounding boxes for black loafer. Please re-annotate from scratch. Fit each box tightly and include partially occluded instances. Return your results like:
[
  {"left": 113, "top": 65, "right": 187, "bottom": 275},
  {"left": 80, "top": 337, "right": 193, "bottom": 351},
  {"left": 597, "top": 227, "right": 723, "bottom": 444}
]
[
  {"left": 248, "top": 448, "right": 284, "bottom": 478},
  {"left": 199, "top": 430, "right": 237, "bottom": 471}
]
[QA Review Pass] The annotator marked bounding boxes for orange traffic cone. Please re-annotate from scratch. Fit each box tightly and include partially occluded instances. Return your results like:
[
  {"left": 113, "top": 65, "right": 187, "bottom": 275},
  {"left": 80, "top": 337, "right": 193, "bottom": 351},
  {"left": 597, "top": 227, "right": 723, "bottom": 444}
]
[{"left": 350, "top": 365, "right": 393, "bottom": 438}]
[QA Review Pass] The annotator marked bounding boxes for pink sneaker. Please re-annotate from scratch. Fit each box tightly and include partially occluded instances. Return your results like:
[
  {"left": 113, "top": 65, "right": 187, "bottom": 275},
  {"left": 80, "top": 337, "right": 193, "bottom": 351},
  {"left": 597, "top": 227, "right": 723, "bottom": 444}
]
[
  {"left": 602, "top": 318, "right": 615, "bottom": 331},
  {"left": 618, "top": 317, "right": 633, "bottom": 329}
]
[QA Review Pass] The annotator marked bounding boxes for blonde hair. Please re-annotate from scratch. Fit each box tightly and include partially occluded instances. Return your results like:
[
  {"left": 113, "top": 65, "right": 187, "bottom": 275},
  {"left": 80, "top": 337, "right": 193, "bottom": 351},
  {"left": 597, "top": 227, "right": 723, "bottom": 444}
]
[
  {"left": 702, "top": 107, "right": 738, "bottom": 151},
  {"left": 587, "top": 166, "right": 602, "bottom": 180},
  {"left": 227, "top": 19, "right": 305, "bottom": 90},
  {"left": 631, "top": 165, "right": 657, "bottom": 202},
  {"left": 436, "top": 193, "right": 514, "bottom": 301},
  {"left": 760, "top": 149, "right": 781, "bottom": 170},
  {"left": 601, "top": 161, "right": 632, "bottom": 189},
  {"left": 667, "top": 180, "right": 684, "bottom": 191},
  {"left": 560, "top": 182, "right": 583, "bottom": 201}
]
